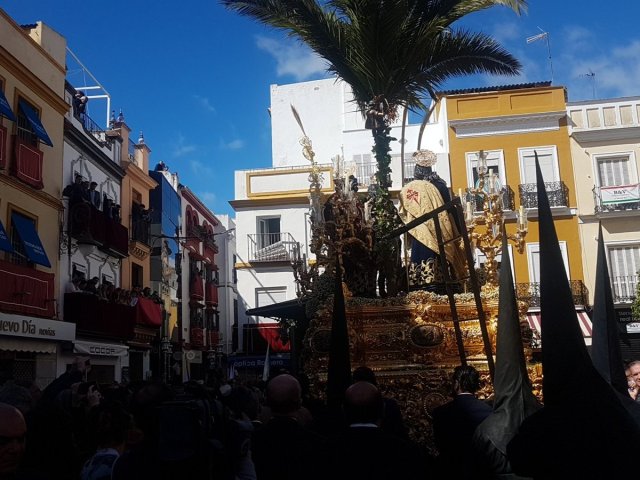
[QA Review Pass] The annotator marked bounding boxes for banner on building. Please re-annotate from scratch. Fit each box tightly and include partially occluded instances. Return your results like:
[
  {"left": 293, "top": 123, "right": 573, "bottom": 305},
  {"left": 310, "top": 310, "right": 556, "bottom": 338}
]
[{"left": 601, "top": 184, "right": 640, "bottom": 205}]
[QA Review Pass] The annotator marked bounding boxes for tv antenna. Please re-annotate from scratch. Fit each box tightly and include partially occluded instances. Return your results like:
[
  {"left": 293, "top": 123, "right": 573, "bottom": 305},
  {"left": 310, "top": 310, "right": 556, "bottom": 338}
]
[
  {"left": 526, "top": 27, "right": 554, "bottom": 84},
  {"left": 580, "top": 69, "right": 597, "bottom": 99}
]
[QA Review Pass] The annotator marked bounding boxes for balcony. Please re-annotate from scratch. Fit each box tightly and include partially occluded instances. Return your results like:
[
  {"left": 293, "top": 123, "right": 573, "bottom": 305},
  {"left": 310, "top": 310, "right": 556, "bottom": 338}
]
[
  {"left": 402, "top": 158, "right": 416, "bottom": 185},
  {"left": 471, "top": 185, "right": 516, "bottom": 212},
  {"left": 64, "top": 293, "right": 135, "bottom": 340},
  {"left": 356, "top": 162, "right": 378, "bottom": 188},
  {"left": 519, "top": 181, "right": 569, "bottom": 209},
  {"left": 130, "top": 218, "right": 151, "bottom": 246},
  {"left": 0, "top": 259, "right": 55, "bottom": 318},
  {"left": 516, "top": 280, "right": 589, "bottom": 309},
  {"left": 593, "top": 184, "right": 640, "bottom": 215},
  {"left": 203, "top": 237, "right": 218, "bottom": 264},
  {"left": 612, "top": 275, "right": 638, "bottom": 303},
  {"left": 248, "top": 232, "right": 300, "bottom": 263},
  {"left": 69, "top": 203, "right": 129, "bottom": 258},
  {"left": 205, "top": 281, "right": 218, "bottom": 306}
]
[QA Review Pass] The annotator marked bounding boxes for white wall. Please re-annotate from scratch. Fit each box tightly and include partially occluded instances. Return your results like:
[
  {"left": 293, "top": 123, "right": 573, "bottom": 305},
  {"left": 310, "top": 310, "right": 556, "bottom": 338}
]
[{"left": 269, "top": 78, "right": 450, "bottom": 188}]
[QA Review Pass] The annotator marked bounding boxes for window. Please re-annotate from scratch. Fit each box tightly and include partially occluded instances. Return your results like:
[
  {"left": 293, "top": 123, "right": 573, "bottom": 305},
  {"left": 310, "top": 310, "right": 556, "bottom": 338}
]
[
  {"left": 526, "top": 242, "right": 570, "bottom": 283},
  {"left": 16, "top": 97, "right": 39, "bottom": 146},
  {"left": 518, "top": 147, "right": 559, "bottom": 185},
  {"left": 8, "top": 210, "right": 35, "bottom": 267},
  {"left": 475, "top": 245, "right": 514, "bottom": 280},
  {"left": 596, "top": 154, "right": 635, "bottom": 187},
  {"left": 257, "top": 217, "right": 281, "bottom": 249},
  {"left": 392, "top": 152, "right": 415, "bottom": 180},
  {"left": 232, "top": 254, "right": 238, "bottom": 284},
  {"left": 255, "top": 287, "right": 287, "bottom": 309},
  {"left": 132, "top": 263, "right": 143, "bottom": 288},
  {"left": 608, "top": 244, "right": 640, "bottom": 302},
  {"left": 465, "top": 150, "right": 506, "bottom": 188}
]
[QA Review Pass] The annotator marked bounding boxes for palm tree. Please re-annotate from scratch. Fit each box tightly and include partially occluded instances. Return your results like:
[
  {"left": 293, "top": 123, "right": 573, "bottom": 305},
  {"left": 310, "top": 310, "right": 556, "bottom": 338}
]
[{"left": 222, "top": 0, "right": 527, "bottom": 190}]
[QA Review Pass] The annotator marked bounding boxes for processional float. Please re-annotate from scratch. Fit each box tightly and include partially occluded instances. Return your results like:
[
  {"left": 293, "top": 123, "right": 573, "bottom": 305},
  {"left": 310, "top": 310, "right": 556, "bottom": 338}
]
[{"left": 288, "top": 111, "right": 537, "bottom": 452}]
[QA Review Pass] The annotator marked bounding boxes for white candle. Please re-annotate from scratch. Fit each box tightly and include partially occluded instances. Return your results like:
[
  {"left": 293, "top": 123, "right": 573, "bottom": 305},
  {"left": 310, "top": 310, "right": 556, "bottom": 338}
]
[{"left": 519, "top": 206, "right": 525, "bottom": 228}]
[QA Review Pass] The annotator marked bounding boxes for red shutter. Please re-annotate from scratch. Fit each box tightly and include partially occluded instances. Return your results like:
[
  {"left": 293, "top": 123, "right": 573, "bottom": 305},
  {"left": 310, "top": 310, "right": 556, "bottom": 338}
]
[
  {"left": 0, "top": 125, "right": 7, "bottom": 169},
  {"left": 12, "top": 135, "right": 44, "bottom": 189}
]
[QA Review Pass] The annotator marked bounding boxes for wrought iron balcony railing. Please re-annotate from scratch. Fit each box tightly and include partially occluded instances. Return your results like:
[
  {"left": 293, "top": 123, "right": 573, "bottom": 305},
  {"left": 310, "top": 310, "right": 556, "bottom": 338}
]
[
  {"left": 593, "top": 184, "right": 640, "bottom": 213},
  {"left": 471, "top": 185, "right": 516, "bottom": 212},
  {"left": 248, "top": 232, "right": 300, "bottom": 262},
  {"left": 131, "top": 218, "right": 151, "bottom": 246},
  {"left": 403, "top": 158, "right": 416, "bottom": 185},
  {"left": 519, "top": 181, "right": 569, "bottom": 209},
  {"left": 612, "top": 275, "right": 638, "bottom": 303},
  {"left": 356, "top": 163, "right": 378, "bottom": 187},
  {"left": 516, "top": 280, "right": 589, "bottom": 309}
]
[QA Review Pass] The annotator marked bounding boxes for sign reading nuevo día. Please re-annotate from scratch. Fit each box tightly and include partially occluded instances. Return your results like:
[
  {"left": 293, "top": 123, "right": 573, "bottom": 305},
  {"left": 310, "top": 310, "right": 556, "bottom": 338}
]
[{"left": 0, "top": 313, "right": 76, "bottom": 341}]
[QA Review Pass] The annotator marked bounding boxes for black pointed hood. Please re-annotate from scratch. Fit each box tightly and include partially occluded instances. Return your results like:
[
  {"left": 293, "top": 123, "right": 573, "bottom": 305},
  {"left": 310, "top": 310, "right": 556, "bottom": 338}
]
[
  {"left": 326, "top": 260, "right": 351, "bottom": 408},
  {"left": 473, "top": 228, "right": 540, "bottom": 454},
  {"left": 506, "top": 155, "right": 640, "bottom": 479},
  {"left": 591, "top": 222, "right": 628, "bottom": 395},
  {"left": 536, "top": 157, "right": 594, "bottom": 404}
]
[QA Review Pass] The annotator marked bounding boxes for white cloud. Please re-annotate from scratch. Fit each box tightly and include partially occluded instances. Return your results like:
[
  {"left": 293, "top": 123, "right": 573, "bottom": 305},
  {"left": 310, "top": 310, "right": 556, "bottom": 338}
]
[
  {"left": 190, "top": 160, "right": 213, "bottom": 177},
  {"left": 172, "top": 133, "right": 197, "bottom": 157},
  {"left": 219, "top": 138, "right": 245, "bottom": 150},
  {"left": 255, "top": 35, "right": 328, "bottom": 81},
  {"left": 199, "top": 191, "right": 217, "bottom": 206},
  {"left": 194, "top": 94, "right": 216, "bottom": 113}
]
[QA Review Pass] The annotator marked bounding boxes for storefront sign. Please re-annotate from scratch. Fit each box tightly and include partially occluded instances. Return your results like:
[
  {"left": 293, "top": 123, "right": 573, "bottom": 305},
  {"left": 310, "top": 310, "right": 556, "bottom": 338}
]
[
  {"left": 616, "top": 308, "right": 636, "bottom": 324},
  {"left": 0, "top": 313, "right": 75, "bottom": 341},
  {"left": 74, "top": 340, "right": 129, "bottom": 357},
  {"left": 227, "top": 354, "right": 290, "bottom": 370}
]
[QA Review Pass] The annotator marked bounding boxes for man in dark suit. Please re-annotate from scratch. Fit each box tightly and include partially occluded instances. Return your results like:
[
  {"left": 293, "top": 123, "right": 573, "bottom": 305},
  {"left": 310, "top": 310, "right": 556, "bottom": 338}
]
[
  {"left": 88, "top": 182, "right": 101, "bottom": 210},
  {"left": 432, "top": 365, "right": 492, "bottom": 479},
  {"left": 251, "top": 374, "right": 327, "bottom": 480},
  {"left": 328, "top": 381, "right": 429, "bottom": 480}
]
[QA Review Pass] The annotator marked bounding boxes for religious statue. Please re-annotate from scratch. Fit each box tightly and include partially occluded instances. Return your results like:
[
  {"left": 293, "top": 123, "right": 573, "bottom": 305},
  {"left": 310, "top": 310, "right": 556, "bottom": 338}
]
[{"left": 398, "top": 150, "right": 466, "bottom": 291}]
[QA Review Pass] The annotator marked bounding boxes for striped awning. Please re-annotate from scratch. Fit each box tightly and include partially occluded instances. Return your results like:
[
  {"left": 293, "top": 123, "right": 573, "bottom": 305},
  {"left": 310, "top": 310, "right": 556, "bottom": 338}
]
[
  {"left": 0, "top": 336, "right": 56, "bottom": 354},
  {"left": 526, "top": 310, "right": 593, "bottom": 345}
]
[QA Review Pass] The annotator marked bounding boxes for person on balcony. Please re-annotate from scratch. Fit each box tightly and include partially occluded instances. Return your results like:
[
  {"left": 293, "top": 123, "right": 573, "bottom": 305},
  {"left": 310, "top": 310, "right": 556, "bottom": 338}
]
[
  {"left": 73, "top": 90, "right": 88, "bottom": 117},
  {"left": 88, "top": 182, "right": 101, "bottom": 210}
]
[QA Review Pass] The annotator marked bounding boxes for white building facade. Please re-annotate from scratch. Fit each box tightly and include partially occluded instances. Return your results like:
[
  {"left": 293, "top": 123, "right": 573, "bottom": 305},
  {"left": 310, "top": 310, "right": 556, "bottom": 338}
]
[
  {"left": 232, "top": 77, "right": 450, "bottom": 353},
  {"left": 568, "top": 96, "right": 640, "bottom": 340}
]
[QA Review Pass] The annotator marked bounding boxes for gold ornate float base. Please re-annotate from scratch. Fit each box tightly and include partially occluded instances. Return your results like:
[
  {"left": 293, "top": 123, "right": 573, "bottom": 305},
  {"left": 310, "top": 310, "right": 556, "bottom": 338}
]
[{"left": 301, "top": 290, "right": 541, "bottom": 454}]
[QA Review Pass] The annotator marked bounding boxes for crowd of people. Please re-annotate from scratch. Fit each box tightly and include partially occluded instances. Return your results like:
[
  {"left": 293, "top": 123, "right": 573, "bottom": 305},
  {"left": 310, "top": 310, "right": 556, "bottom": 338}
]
[
  {"left": 1, "top": 356, "right": 640, "bottom": 480},
  {"left": 66, "top": 270, "right": 162, "bottom": 307},
  {"left": 63, "top": 173, "right": 123, "bottom": 224}
]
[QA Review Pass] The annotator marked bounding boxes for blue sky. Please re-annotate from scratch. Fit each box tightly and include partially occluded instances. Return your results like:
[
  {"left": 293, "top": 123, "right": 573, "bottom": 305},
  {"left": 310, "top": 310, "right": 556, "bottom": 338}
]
[{"left": 4, "top": 1, "right": 640, "bottom": 217}]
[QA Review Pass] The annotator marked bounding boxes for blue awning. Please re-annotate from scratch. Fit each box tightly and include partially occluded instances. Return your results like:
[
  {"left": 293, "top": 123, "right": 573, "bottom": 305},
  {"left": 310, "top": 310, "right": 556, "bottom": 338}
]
[
  {"left": 0, "top": 90, "right": 16, "bottom": 121},
  {"left": 11, "top": 213, "right": 50, "bottom": 268},
  {"left": 18, "top": 100, "right": 52, "bottom": 147},
  {"left": 0, "top": 220, "right": 14, "bottom": 254}
]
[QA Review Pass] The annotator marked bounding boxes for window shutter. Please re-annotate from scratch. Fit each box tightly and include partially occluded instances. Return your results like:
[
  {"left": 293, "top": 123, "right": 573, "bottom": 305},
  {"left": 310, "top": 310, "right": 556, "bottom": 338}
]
[{"left": 598, "top": 157, "right": 631, "bottom": 187}]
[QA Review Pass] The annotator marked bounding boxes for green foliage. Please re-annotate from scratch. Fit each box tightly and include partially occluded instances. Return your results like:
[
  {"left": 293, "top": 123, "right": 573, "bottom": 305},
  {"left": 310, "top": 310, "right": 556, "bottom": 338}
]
[
  {"left": 633, "top": 277, "right": 640, "bottom": 321},
  {"left": 222, "top": 0, "right": 526, "bottom": 117}
]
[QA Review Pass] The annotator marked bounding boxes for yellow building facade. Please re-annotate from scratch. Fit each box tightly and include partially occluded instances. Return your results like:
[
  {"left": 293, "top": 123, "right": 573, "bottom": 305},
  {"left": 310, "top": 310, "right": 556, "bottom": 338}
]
[
  {"left": 0, "top": 13, "right": 75, "bottom": 385},
  {"left": 442, "top": 84, "right": 587, "bottom": 312}
]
